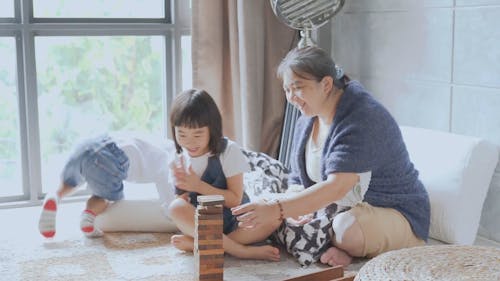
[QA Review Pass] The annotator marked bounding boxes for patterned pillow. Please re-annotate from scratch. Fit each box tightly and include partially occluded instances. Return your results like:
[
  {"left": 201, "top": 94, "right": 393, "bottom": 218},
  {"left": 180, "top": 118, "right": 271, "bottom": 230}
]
[
  {"left": 241, "top": 149, "right": 346, "bottom": 267},
  {"left": 272, "top": 204, "right": 347, "bottom": 267},
  {"left": 241, "top": 149, "right": 289, "bottom": 201}
]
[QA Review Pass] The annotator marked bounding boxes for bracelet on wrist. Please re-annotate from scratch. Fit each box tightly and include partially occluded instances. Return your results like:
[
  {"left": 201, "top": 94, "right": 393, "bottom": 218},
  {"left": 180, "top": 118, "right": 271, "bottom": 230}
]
[{"left": 275, "top": 199, "right": 284, "bottom": 221}]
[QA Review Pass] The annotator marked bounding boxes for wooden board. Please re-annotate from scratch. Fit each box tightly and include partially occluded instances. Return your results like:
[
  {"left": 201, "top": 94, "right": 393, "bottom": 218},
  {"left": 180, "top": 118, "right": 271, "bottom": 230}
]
[{"left": 283, "top": 266, "right": 349, "bottom": 281}]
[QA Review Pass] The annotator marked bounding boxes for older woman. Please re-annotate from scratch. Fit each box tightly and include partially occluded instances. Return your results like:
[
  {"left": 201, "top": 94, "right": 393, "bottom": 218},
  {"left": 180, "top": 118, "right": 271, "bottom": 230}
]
[{"left": 232, "top": 46, "right": 430, "bottom": 266}]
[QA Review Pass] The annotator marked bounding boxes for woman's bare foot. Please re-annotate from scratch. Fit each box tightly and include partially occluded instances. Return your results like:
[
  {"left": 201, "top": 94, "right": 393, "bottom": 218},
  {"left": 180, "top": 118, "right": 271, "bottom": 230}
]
[
  {"left": 231, "top": 245, "right": 281, "bottom": 262},
  {"left": 320, "top": 247, "right": 352, "bottom": 267},
  {"left": 171, "top": 234, "right": 194, "bottom": 252}
]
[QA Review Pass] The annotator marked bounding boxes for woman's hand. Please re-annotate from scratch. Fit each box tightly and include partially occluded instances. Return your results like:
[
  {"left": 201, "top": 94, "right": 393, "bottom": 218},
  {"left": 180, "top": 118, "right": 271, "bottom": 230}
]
[{"left": 231, "top": 200, "right": 281, "bottom": 229}]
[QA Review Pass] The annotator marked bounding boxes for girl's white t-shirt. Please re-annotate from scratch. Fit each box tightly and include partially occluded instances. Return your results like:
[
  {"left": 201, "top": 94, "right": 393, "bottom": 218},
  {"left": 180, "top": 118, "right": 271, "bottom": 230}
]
[
  {"left": 112, "top": 132, "right": 176, "bottom": 204},
  {"left": 172, "top": 139, "right": 250, "bottom": 181}
]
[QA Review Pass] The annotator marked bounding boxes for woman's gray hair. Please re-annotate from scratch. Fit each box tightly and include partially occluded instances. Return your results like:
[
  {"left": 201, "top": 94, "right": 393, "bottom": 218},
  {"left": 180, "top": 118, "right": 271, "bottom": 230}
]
[
  {"left": 277, "top": 46, "right": 336, "bottom": 82},
  {"left": 277, "top": 46, "right": 348, "bottom": 89}
]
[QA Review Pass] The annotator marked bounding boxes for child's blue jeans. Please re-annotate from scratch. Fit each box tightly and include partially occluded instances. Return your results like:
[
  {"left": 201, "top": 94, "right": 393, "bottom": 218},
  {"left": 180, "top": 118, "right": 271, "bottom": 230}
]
[{"left": 61, "top": 135, "right": 130, "bottom": 201}]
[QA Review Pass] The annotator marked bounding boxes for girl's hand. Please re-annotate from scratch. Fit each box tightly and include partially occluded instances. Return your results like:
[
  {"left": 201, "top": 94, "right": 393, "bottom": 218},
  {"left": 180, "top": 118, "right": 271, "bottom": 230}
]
[
  {"left": 176, "top": 192, "right": 191, "bottom": 202},
  {"left": 173, "top": 164, "right": 202, "bottom": 193},
  {"left": 231, "top": 200, "right": 281, "bottom": 229}
]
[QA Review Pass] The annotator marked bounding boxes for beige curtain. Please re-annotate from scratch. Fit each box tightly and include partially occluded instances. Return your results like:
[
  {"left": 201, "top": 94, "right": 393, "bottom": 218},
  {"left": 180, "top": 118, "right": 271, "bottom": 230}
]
[{"left": 192, "top": 0, "right": 296, "bottom": 157}]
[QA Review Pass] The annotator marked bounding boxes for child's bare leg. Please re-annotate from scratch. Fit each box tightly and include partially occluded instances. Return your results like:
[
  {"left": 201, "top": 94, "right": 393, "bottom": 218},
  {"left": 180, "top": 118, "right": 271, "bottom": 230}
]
[
  {"left": 57, "top": 183, "right": 76, "bottom": 198},
  {"left": 225, "top": 220, "right": 282, "bottom": 261},
  {"left": 167, "top": 198, "right": 197, "bottom": 251},
  {"left": 38, "top": 183, "right": 77, "bottom": 238},
  {"left": 170, "top": 230, "right": 280, "bottom": 262},
  {"left": 168, "top": 198, "right": 280, "bottom": 261},
  {"left": 227, "top": 219, "right": 282, "bottom": 245},
  {"left": 85, "top": 195, "right": 109, "bottom": 215},
  {"left": 168, "top": 198, "right": 196, "bottom": 234},
  {"left": 223, "top": 235, "right": 281, "bottom": 262},
  {"left": 80, "top": 195, "right": 108, "bottom": 237}
]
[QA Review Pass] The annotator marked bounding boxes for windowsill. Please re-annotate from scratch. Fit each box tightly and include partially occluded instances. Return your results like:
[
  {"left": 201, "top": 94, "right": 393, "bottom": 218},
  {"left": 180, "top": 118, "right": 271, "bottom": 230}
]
[
  {"left": 0, "top": 182, "right": 160, "bottom": 209},
  {"left": 0, "top": 195, "right": 88, "bottom": 210}
]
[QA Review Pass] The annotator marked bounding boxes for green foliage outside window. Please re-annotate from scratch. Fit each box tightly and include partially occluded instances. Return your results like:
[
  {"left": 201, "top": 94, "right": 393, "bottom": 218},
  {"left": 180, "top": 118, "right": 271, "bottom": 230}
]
[{"left": 36, "top": 36, "right": 165, "bottom": 159}]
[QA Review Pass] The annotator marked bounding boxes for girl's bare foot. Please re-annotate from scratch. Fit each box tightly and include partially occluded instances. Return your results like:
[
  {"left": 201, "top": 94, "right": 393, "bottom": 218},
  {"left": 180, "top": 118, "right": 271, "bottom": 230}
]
[
  {"left": 232, "top": 245, "right": 281, "bottom": 262},
  {"left": 172, "top": 234, "right": 280, "bottom": 261},
  {"left": 319, "top": 247, "right": 352, "bottom": 267},
  {"left": 171, "top": 234, "right": 194, "bottom": 252}
]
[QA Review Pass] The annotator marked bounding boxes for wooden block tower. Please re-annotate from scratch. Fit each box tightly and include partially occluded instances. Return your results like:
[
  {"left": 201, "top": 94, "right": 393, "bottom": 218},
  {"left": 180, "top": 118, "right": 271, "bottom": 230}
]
[{"left": 195, "top": 195, "right": 224, "bottom": 281}]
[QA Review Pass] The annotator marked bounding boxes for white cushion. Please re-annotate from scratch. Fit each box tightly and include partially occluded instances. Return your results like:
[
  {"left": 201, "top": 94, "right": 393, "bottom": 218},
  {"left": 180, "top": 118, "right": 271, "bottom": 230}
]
[
  {"left": 400, "top": 126, "right": 498, "bottom": 244},
  {"left": 95, "top": 200, "right": 178, "bottom": 232}
]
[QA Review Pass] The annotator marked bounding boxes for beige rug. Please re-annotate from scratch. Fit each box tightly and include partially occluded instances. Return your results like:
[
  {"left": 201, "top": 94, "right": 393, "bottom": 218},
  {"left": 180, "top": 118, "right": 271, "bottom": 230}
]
[{"left": 0, "top": 202, "right": 363, "bottom": 281}]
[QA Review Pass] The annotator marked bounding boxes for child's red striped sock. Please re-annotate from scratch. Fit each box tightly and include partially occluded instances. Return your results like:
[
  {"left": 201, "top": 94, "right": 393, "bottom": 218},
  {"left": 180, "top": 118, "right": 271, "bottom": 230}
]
[
  {"left": 38, "top": 194, "right": 58, "bottom": 238},
  {"left": 80, "top": 210, "right": 103, "bottom": 238}
]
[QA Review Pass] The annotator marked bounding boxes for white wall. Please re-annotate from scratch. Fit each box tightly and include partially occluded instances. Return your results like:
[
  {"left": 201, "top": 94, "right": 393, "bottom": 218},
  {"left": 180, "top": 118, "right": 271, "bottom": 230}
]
[
  {"left": 329, "top": 0, "right": 500, "bottom": 144},
  {"left": 326, "top": 0, "right": 500, "bottom": 242}
]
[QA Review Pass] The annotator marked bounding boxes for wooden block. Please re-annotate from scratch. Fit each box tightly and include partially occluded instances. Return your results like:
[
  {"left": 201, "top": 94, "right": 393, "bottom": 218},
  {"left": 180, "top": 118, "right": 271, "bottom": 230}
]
[
  {"left": 196, "top": 239, "right": 223, "bottom": 250},
  {"left": 198, "top": 248, "right": 224, "bottom": 256},
  {"left": 198, "top": 233, "right": 223, "bottom": 241},
  {"left": 197, "top": 227, "right": 223, "bottom": 235},
  {"left": 197, "top": 195, "right": 224, "bottom": 206},
  {"left": 198, "top": 273, "right": 223, "bottom": 281},
  {"left": 199, "top": 255, "right": 224, "bottom": 264},
  {"left": 197, "top": 205, "right": 223, "bottom": 214},
  {"left": 198, "top": 223, "right": 222, "bottom": 229},
  {"left": 195, "top": 196, "right": 223, "bottom": 281},
  {"left": 283, "top": 266, "right": 344, "bottom": 281},
  {"left": 198, "top": 239, "right": 223, "bottom": 246},
  {"left": 199, "top": 257, "right": 224, "bottom": 265},
  {"left": 197, "top": 226, "right": 222, "bottom": 233},
  {"left": 197, "top": 219, "right": 224, "bottom": 226},
  {"left": 199, "top": 263, "right": 223, "bottom": 270},
  {"left": 197, "top": 214, "right": 224, "bottom": 220},
  {"left": 200, "top": 266, "right": 223, "bottom": 274},
  {"left": 198, "top": 222, "right": 222, "bottom": 227},
  {"left": 199, "top": 262, "right": 224, "bottom": 270},
  {"left": 199, "top": 253, "right": 224, "bottom": 260},
  {"left": 198, "top": 244, "right": 223, "bottom": 250},
  {"left": 329, "top": 272, "right": 356, "bottom": 281}
]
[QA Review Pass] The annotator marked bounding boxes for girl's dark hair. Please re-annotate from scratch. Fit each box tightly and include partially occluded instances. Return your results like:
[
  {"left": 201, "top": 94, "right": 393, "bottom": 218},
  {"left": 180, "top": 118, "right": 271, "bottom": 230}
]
[
  {"left": 276, "top": 46, "right": 349, "bottom": 88},
  {"left": 169, "top": 89, "right": 224, "bottom": 155}
]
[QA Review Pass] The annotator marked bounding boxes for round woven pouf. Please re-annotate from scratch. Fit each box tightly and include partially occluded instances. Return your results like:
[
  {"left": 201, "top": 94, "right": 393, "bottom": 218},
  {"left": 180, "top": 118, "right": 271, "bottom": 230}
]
[{"left": 355, "top": 245, "right": 500, "bottom": 281}]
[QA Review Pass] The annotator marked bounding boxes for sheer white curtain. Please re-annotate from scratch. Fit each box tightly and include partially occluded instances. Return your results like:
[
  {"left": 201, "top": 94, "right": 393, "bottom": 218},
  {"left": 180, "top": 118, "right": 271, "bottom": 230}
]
[{"left": 191, "top": 0, "right": 295, "bottom": 156}]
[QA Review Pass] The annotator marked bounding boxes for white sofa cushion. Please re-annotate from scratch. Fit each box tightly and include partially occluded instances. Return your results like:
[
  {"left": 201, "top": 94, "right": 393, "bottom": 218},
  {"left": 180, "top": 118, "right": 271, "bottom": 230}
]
[
  {"left": 400, "top": 126, "right": 498, "bottom": 245},
  {"left": 95, "top": 200, "right": 177, "bottom": 232}
]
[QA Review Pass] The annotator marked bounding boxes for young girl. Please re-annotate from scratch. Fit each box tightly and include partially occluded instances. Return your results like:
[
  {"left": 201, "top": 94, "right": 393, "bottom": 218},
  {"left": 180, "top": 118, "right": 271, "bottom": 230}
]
[
  {"left": 38, "top": 133, "right": 176, "bottom": 238},
  {"left": 167, "top": 89, "right": 281, "bottom": 261}
]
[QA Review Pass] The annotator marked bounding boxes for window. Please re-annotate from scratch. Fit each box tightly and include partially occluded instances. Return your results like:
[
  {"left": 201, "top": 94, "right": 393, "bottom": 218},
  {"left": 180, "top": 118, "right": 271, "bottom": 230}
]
[
  {"left": 0, "top": 37, "right": 22, "bottom": 198},
  {"left": 36, "top": 36, "right": 167, "bottom": 193},
  {"left": 33, "top": 0, "right": 165, "bottom": 18},
  {"left": 0, "top": 0, "right": 14, "bottom": 18},
  {"left": 0, "top": 1, "right": 191, "bottom": 206}
]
